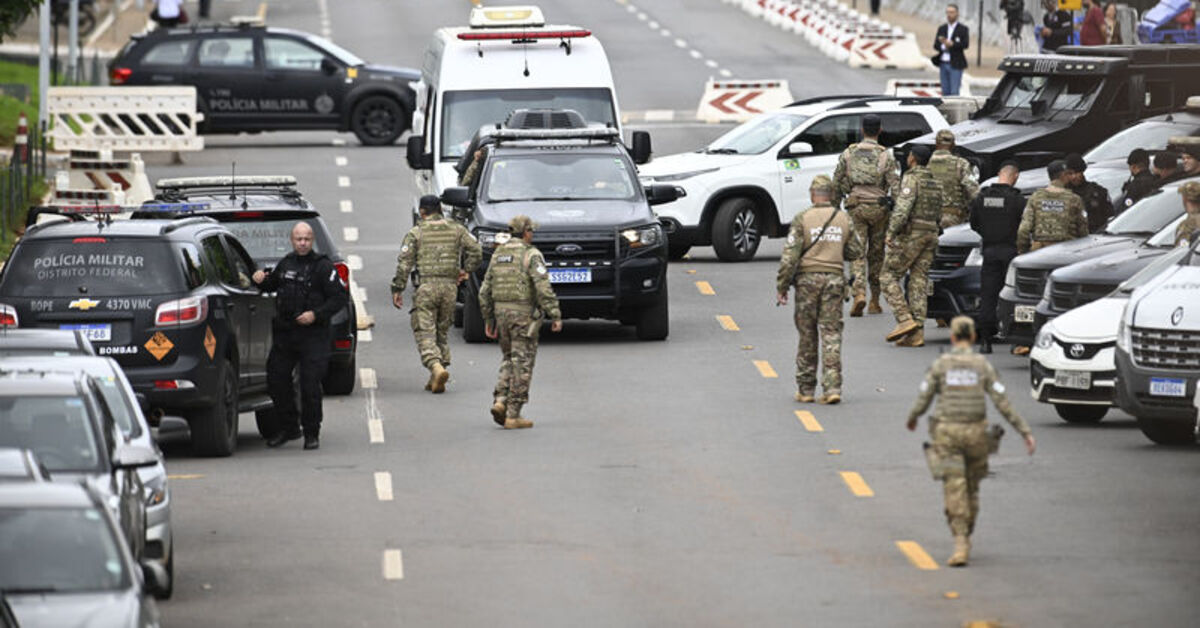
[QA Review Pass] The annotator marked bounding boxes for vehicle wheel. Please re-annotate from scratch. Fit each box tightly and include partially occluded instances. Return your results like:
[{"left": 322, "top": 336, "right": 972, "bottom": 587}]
[
  {"left": 351, "top": 95, "right": 407, "bottom": 146},
  {"left": 189, "top": 359, "right": 239, "bottom": 457},
  {"left": 1054, "top": 404, "right": 1108, "bottom": 424},
  {"left": 323, "top": 354, "right": 357, "bottom": 396},
  {"left": 635, "top": 279, "right": 669, "bottom": 341},
  {"left": 462, "top": 285, "right": 486, "bottom": 343},
  {"left": 155, "top": 541, "right": 175, "bottom": 600},
  {"left": 711, "top": 197, "right": 762, "bottom": 262},
  {"left": 254, "top": 407, "right": 279, "bottom": 439},
  {"left": 667, "top": 236, "right": 691, "bottom": 261},
  {"left": 1136, "top": 415, "right": 1196, "bottom": 446}
]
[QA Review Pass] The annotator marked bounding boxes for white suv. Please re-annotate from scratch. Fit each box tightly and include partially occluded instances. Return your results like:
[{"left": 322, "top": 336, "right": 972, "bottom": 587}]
[{"left": 640, "top": 97, "right": 950, "bottom": 261}]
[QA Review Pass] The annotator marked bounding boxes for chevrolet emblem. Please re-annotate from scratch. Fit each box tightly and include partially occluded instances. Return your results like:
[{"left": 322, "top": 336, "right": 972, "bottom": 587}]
[{"left": 69, "top": 298, "right": 101, "bottom": 311}]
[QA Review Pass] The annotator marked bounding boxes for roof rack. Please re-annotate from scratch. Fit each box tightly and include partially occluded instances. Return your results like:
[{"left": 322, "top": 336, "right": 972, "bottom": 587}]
[
  {"left": 787, "top": 94, "right": 881, "bottom": 107},
  {"left": 491, "top": 126, "right": 620, "bottom": 146},
  {"left": 161, "top": 216, "right": 218, "bottom": 234},
  {"left": 828, "top": 96, "right": 943, "bottom": 110},
  {"left": 157, "top": 176, "right": 297, "bottom": 189},
  {"left": 155, "top": 176, "right": 304, "bottom": 204}
]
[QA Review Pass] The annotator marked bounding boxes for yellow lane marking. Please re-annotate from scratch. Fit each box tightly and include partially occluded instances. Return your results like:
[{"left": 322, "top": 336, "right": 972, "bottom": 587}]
[
  {"left": 716, "top": 315, "right": 740, "bottom": 331},
  {"left": 896, "top": 541, "right": 940, "bottom": 571},
  {"left": 695, "top": 280, "right": 715, "bottom": 295},
  {"left": 752, "top": 360, "right": 777, "bottom": 378},
  {"left": 383, "top": 549, "right": 404, "bottom": 580},
  {"left": 374, "top": 471, "right": 393, "bottom": 501},
  {"left": 839, "top": 471, "right": 874, "bottom": 497},
  {"left": 166, "top": 474, "right": 204, "bottom": 480},
  {"left": 794, "top": 410, "right": 823, "bottom": 432},
  {"left": 827, "top": 449, "right": 841, "bottom": 455}
]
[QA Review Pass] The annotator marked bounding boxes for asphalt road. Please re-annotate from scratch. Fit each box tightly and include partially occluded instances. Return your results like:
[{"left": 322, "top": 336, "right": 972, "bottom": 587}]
[{"left": 147, "top": 1, "right": 1199, "bottom": 626}]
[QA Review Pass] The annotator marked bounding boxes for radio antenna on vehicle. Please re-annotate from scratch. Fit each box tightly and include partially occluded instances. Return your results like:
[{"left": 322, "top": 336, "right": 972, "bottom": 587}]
[{"left": 229, "top": 162, "right": 238, "bottom": 201}]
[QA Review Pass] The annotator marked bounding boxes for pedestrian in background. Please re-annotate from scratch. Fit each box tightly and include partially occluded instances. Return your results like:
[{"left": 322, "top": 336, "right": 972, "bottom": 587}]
[
  {"left": 253, "top": 222, "right": 348, "bottom": 451},
  {"left": 905, "top": 316, "right": 1035, "bottom": 567},
  {"left": 151, "top": 0, "right": 186, "bottom": 27},
  {"left": 777, "top": 175, "right": 863, "bottom": 406},
  {"left": 927, "top": 129, "right": 980, "bottom": 229},
  {"left": 391, "top": 195, "right": 482, "bottom": 394},
  {"left": 881, "top": 145, "right": 943, "bottom": 348},
  {"left": 870, "top": 0, "right": 882, "bottom": 15},
  {"left": 1152, "top": 151, "right": 1180, "bottom": 184},
  {"left": 1064, "top": 154, "right": 1114, "bottom": 233},
  {"left": 1120, "top": 148, "right": 1156, "bottom": 212},
  {"left": 1168, "top": 136, "right": 1200, "bottom": 178},
  {"left": 934, "top": 4, "right": 970, "bottom": 96},
  {"left": 1039, "top": 0, "right": 1074, "bottom": 52},
  {"left": 1175, "top": 181, "right": 1200, "bottom": 247},
  {"left": 1079, "top": 0, "right": 1107, "bottom": 45},
  {"left": 968, "top": 161, "right": 1025, "bottom": 354},
  {"left": 832, "top": 114, "right": 899, "bottom": 318},
  {"left": 1104, "top": 2, "right": 1122, "bottom": 44},
  {"left": 479, "top": 216, "right": 562, "bottom": 430}
]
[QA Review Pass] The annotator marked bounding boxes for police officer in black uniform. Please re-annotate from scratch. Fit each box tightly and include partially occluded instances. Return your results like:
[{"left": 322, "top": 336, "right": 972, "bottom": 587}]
[
  {"left": 252, "top": 222, "right": 347, "bottom": 450},
  {"left": 1120, "top": 148, "right": 1157, "bottom": 213},
  {"left": 968, "top": 160, "right": 1026, "bottom": 354},
  {"left": 1064, "top": 153, "right": 1113, "bottom": 233}
]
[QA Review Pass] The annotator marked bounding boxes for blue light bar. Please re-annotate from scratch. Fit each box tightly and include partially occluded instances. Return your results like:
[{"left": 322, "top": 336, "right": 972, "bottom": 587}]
[{"left": 136, "top": 202, "right": 212, "bottom": 212}]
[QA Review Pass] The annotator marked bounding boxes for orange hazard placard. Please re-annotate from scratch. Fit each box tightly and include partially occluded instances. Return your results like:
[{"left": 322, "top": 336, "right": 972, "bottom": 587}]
[
  {"left": 144, "top": 332, "right": 174, "bottom": 361},
  {"left": 204, "top": 326, "right": 216, "bottom": 360}
]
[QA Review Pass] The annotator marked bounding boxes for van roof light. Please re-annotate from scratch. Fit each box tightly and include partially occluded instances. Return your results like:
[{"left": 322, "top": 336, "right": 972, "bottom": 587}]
[
  {"left": 457, "top": 29, "right": 590, "bottom": 41},
  {"left": 469, "top": 5, "right": 546, "bottom": 28}
]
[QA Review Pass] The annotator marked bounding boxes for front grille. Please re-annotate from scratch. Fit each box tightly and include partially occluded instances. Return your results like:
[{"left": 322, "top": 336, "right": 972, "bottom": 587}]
[
  {"left": 932, "top": 245, "right": 972, "bottom": 272},
  {"left": 1134, "top": 393, "right": 1195, "bottom": 409},
  {"left": 1130, "top": 326, "right": 1200, "bottom": 370},
  {"left": 533, "top": 234, "right": 617, "bottom": 268},
  {"left": 1053, "top": 339, "right": 1115, "bottom": 361},
  {"left": 1014, "top": 268, "right": 1049, "bottom": 299},
  {"left": 1049, "top": 281, "right": 1119, "bottom": 312}
]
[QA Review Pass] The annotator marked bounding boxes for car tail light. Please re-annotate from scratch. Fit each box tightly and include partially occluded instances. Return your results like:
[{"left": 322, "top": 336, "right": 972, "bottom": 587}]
[
  {"left": 153, "top": 380, "right": 195, "bottom": 390},
  {"left": 0, "top": 304, "right": 17, "bottom": 327},
  {"left": 110, "top": 67, "right": 132, "bottom": 85},
  {"left": 333, "top": 339, "right": 352, "bottom": 350},
  {"left": 155, "top": 296, "right": 208, "bottom": 327},
  {"left": 74, "top": 237, "right": 107, "bottom": 243},
  {"left": 334, "top": 262, "right": 350, "bottom": 289}
]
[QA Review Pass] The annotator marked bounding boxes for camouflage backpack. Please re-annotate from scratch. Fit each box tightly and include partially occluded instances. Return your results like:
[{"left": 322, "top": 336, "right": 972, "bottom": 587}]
[
  {"left": 847, "top": 143, "right": 890, "bottom": 187},
  {"left": 415, "top": 218, "right": 466, "bottom": 278}
]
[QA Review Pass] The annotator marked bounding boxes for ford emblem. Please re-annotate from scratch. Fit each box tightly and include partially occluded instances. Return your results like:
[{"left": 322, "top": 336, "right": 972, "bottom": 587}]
[
  {"left": 1171, "top": 306, "right": 1184, "bottom": 326},
  {"left": 555, "top": 243, "right": 583, "bottom": 255},
  {"left": 1069, "top": 343, "right": 1084, "bottom": 359}
]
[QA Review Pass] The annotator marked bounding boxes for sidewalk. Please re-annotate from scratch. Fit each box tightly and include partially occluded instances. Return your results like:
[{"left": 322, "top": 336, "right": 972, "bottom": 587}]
[{"left": 1, "top": 0, "right": 152, "bottom": 61}]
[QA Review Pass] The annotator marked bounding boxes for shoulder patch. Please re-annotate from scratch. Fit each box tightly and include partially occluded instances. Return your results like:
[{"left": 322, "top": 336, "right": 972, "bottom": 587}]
[{"left": 992, "top": 381, "right": 1006, "bottom": 394}]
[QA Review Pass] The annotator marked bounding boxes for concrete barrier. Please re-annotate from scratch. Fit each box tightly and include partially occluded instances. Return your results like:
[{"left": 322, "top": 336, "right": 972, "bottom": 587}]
[{"left": 696, "top": 79, "right": 794, "bottom": 123}]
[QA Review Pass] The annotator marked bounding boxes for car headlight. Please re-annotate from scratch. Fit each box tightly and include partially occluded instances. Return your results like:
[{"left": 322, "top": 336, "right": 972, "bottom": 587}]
[
  {"left": 1116, "top": 317, "right": 1131, "bottom": 352},
  {"left": 476, "top": 229, "right": 500, "bottom": 249},
  {"left": 143, "top": 473, "right": 168, "bottom": 507},
  {"left": 964, "top": 247, "right": 983, "bottom": 267},
  {"left": 1035, "top": 325, "right": 1055, "bottom": 350},
  {"left": 622, "top": 224, "right": 663, "bottom": 249},
  {"left": 644, "top": 167, "right": 720, "bottom": 183},
  {"left": 1004, "top": 264, "right": 1016, "bottom": 288}
]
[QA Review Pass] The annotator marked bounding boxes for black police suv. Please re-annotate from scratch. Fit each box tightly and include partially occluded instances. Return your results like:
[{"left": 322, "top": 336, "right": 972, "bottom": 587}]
[
  {"left": 0, "top": 211, "right": 276, "bottom": 456},
  {"left": 110, "top": 24, "right": 419, "bottom": 145},
  {"left": 139, "top": 176, "right": 357, "bottom": 395},
  {"left": 436, "top": 110, "right": 680, "bottom": 341}
]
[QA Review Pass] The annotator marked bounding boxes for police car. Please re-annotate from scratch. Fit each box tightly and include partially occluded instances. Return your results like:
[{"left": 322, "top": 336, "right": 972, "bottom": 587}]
[
  {"left": 110, "top": 24, "right": 418, "bottom": 145},
  {"left": 0, "top": 206, "right": 276, "bottom": 457}
]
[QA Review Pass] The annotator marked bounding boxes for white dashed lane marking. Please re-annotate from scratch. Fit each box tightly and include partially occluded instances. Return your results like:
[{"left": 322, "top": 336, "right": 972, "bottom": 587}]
[
  {"left": 338, "top": 176, "right": 351, "bottom": 188},
  {"left": 383, "top": 550, "right": 404, "bottom": 580},
  {"left": 332, "top": 138, "right": 346, "bottom": 146},
  {"left": 340, "top": 200, "right": 353, "bottom": 213},
  {"left": 343, "top": 227, "right": 359, "bottom": 242},
  {"left": 359, "top": 329, "right": 372, "bottom": 343},
  {"left": 365, "top": 388, "right": 384, "bottom": 444},
  {"left": 374, "top": 471, "right": 393, "bottom": 501},
  {"left": 347, "top": 254, "right": 363, "bottom": 271},
  {"left": 359, "top": 368, "right": 377, "bottom": 389},
  {"left": 335, "top": 156, "right": 348, "bottom": 167}
]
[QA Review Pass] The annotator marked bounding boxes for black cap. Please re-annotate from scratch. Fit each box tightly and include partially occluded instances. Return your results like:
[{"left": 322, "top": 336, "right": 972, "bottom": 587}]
[
  {"left": 419, "top": 194, "right": 441, "bottom": 211},
  {"left": 1046, "top": 159, "right": 1068, "bottom": 181},
  {"left": 909, "top": 144, "right": 932, "bottom": 165},
  {"left": 1154, "top": 151, "right": 1179, "bottom": 171},
  {"left": 999, "top": 159, "right": 1021, "bottom": 171},
  {"left": 1127, "top": 148, "right": 1149, "bottom": 167},
  {"left": 862, "top": 114, "right": 881, "bottom": 135},
  {"left": 1064, "top": 153, "right": 1087, "bottom": 173}
]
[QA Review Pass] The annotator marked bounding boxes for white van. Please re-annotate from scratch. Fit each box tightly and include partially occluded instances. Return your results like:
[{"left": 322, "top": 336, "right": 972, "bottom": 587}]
[{"left": 405, "top": 5, "right": 623, "bottom": 205}]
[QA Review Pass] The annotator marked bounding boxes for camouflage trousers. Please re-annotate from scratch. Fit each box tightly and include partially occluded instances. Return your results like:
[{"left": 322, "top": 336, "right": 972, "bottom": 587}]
[
  {"left": 880, "top": 230, "right": 938, "bottom": 325},
  {"left": 931, "top": 421, "right": 990, "bottom": 537},
  {"left": 410, "top": 280, "right": 457, "bottom": 369},
  {"left": 793, "top": 272, "right": 846, "bottom": 396},
  {"left": 493, "top": 308, "right": 541, "bottom": 418},
  {"left": 848, "top": 203, "right": 888, "bottom": 299},
  {"left": 940, "top": 206, "right": 967, "bottom": 230}
]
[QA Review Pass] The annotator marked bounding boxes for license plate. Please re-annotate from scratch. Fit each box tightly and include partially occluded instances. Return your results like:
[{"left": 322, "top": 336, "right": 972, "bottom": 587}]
[
  {"left": 1149, "top": 377, "right": 1186, "bottom": 398},
  {"left": 548, "top": 268, "right": 592, "bottom": 284},
  {"left": 59, "top": 323, "right": 111, "bottom": 342},
  {"left": 1014, "top": 305, "right": 1036, "bottom": 323},
  {"left": 1055, "top": 370, "right": 1092, "bottom": 390}
]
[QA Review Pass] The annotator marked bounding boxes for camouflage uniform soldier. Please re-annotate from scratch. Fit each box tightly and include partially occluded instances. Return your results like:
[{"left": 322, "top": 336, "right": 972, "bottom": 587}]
[
  {"left": 880, "top": 145, "right": 943, "bottom": 348},
  {"left": 906, "top": 316, "right": 1035, "bottom": 567},
  {"left": 1176, "top": 181, "right": 1200, "bottom": 247},
  {"left": 391, "top": 195, "right": 483, "bottom": 393},
  {"left": 832, "top": 113, "right": 899, "bottom": 317},
  {"left": 927, "top": 129, "right": 980, "bottom": 229},
  {"left": 1016, "top": 160, "right": 1088, "bottom": 254},
  {"left": 479, "top": 215, "right": 562, "bottom": 429},
  {"left": 777, "top": 175, "right": 864, "bottom": 405}
]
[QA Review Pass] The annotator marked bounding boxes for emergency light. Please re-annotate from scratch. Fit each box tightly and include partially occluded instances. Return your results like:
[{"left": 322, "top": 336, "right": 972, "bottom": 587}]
[{"left": 457, "top": 29, "right": 591, "bottom": 41}]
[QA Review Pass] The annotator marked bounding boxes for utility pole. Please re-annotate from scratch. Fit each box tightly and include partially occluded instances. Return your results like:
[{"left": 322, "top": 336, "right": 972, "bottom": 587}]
[
  {"left": 38, "top": 0, "right": 50, "bottom": 128},
  {"left": 977, "top": 0, "right": 983, "bottom": 67},
  {"left": 68, "top": 0, "right": 80, "bottom": 83}
]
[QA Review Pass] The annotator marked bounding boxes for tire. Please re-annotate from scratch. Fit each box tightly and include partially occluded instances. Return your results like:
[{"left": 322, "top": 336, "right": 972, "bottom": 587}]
[
  {"left": 462, "top": 284, "right": 487, "bottom": 343},
  {"left": 254, "top": 408, "right": 279, "bottom": 439},
  {"left": 155, "top": 541, "right": 175, "bottom": 600},
  {"left": 1136, "top": 415, "right": 1196, "bottom": 446},
  {"left": 1054, "top": 404, "right": 1108, "bottom": 424},
  {"left": 635, "top": 280, "right": 669, "bottom": 341},
  {"left": 323, "top": 353, "right": 357, "bottom": 395},
  {"left": 189, "top": 359, "right": 239, "bottom": 457},
  {"left": 351, "top": 95, "right": 407, "bottom": 146},
  {"left": 711, "top": 197, "right": 763, "bottom": 262}
]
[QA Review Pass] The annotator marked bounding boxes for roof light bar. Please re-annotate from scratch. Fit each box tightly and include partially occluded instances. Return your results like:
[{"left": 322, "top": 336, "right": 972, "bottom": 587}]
[
  {"left": 136, "top": 202, "right": 213, "bottom": 212},
  {"left": 457, "top": 29, "right": 591, "bottom": 41},
  {"left": 491, "top": 127, "right": 619, "bottom": 142},
  {"left": 33, "top": 202, "right": 211, "bottom": 215},
  {"left": 156, "top": 176, "right": 297, "bottom": 189}
]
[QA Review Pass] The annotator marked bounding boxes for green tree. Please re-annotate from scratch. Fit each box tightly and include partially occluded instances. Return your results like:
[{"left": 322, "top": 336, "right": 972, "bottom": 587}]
[{"left": 0, "top": 0, "right": 43, "bottom": 43}]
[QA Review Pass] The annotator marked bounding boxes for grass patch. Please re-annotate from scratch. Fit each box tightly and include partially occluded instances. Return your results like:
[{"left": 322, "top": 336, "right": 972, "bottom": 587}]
[
  {"left": 0, "top": 58, "right": 40, "bottom": 148},
  {"left": 0, "top": 178, "right": 47, "bottom": 262}
]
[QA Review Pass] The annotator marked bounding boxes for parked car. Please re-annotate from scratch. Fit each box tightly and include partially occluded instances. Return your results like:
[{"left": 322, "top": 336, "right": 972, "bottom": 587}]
[{"left": 0, "top": 328, "right": 95, "bottom": 357}]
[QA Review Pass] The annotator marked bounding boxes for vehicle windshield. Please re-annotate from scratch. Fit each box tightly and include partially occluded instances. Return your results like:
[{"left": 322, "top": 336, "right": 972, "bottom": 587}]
[
  {"left": 705, "top": 112, "right": 810, "bottom": 155},
  {"left": 305, "top": 35, "right": 364, "bottom": 66},
  {"left": 0, "top": 240, "right": 183, "bottom": 298},
  {"left": 485, "top": 154, "right": 637, "bottom": 202},
  {"left": 1147, "top": 215, "right": 1187, "bottom": 247},
  {"left": 441, "top": 88, "right": 617, "bottom": 160},
  {"left": 0, "top": 396, "right": 103, "bottom": 473},
  {"left": 1116, "top": 245, "right": 1191, "bottom": 294},
  {"left": 999, "top": 74, "right": 1102, "bottom": 114},
  {"left": 1087, "top": 121, "right": 1197, "bottom": 162},
  {"left": 1103, "top": 188, "right": 1185, "bottom": 236},
  {"left": 0, "top": 507, "right": 130, "bottom": 593},
  {"left": 220, "top": 218, "right": 331, "bottom": 262}
]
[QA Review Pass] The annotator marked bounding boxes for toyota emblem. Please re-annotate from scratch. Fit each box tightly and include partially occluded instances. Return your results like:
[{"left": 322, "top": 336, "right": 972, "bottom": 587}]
[
  {"left": 1069, "top": 343, "right": 1085, "bottom": 359},
  {"left": 555, "top": 243, "right": 583, "bottom": 255},
  {"left": 1171, "top": 306, "right": 1184, "bottom": 326}
]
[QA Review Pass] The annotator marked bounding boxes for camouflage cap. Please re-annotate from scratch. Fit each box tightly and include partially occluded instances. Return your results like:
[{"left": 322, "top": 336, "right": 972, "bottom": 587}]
[
  {"left": 508, "top": 214, "right": 538, "bottom": 234},
  {"left": 935, "top": 129, "right": 956, "bottom": 144},
  {"left": 1168, "top": 136, "right": 1200, "bottom": 158},
  {"left": 1179, "top": 180, "right": 1200, "bottom": 202},
  {"left": 810, "top": 174, "right": 834, "bottom": 194},
  {"left": 949, "top": 315, "right": 976, "bottom": 340}
]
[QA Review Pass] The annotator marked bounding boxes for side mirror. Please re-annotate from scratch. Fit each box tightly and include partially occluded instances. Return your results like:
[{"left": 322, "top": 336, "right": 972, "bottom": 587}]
[
  {"left": 786, "top": 141, "right": 814, "bottom": 156},
  {"left": 645, "top": 184, "right": 684, "bottom": 206},
  {"left": 113, "top": 445, "right": 159, "bottom": 469},
  {"left": 630, "top": 130, "right": 652, "bottom": 165},
  {"left": 406, "top": 135, "right": 432, "bottom": 170},
  {"left": 140, "top": 560, "right": 170, "bottom": 596},
  {"left": 320, "top": 57, "right": 340, "bottom": 75},
  {"left": 441, "top": 187, "right": 472, "bottom": 209}
]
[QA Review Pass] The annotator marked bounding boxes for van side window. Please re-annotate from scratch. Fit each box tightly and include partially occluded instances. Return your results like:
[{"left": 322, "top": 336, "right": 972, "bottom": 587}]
[
  {"left": 794, "top": 115, "right": 862, "bottom": 155},
  {"left": 142, "top": 40, "right": 194, "bottom": 66}
]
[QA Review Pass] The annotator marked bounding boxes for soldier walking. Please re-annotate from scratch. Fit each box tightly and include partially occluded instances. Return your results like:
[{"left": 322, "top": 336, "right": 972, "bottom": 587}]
[
  {"left": 1016, "top": 160, "right": 1087, "bottom": 254},
  {"left": 927, "top": 129, "right": 979, "bottom": 229},
  {"left": 1064, "top": 154, "right": 1114, "bottom": 233},
  {"left": 967, "top": 161, "right": 1026, "bottom": 354},
  {"left": 833, "top": 114, "right": 899, "bottom": 318},
  {"left": 1175, "top": 181, "right": 1200, "bottom": 247},
  {"left": 391, "top": 195, "right": 482, "bottom": 393},
  {"left": 905, "top": 316, "right": 1036, "bottom": 567},
  {"left": 479, "top": 216, "right": 562, "bottom": 429},
  {"left": 880, "top": 145, "right": 943, "bottom": 348},
  {"left": 776, "top": 175, "right": 863, "bottom": 405}
]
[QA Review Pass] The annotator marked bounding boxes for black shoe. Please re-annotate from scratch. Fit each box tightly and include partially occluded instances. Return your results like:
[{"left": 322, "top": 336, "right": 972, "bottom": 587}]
[
  {"left": 266, "top": 430, "right": 301, "bottom": 448},
  {"left": 303, "top": 435, "right": 320, "bottom": 450},
  {"left": 979, "top": 339, "right": 993, "bottom": 354}
]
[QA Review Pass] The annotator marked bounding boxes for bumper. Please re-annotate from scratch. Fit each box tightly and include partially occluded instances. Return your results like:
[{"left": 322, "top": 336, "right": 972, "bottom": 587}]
[
  {"left": 659, "top": 219, "right": 705, "bottom": 248},
  {"left": 927, "top": 266, "right": 981, "bottom": 319},
  {"left": 1114, "top": 347, "right": 1199, "bottom": 422},
  {"left": 126, "top": 352, "right": 220, "bottom": 414},
  {"left": 998, "top": 287, "right": 1040, "bottom": 345},
  {"left": 1029, "top": 346, "right": 1117, "bottom": 406},
  {"left": 144, "top": 497, "right": 172, "bottom": 569},
  {"left": 558, "top": 253, "right": 667, "bottom": 319}
]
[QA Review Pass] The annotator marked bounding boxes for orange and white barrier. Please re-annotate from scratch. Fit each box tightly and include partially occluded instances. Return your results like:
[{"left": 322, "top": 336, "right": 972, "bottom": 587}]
[{"left": 696, "top": 79, "right": 794, "bottom": 123}]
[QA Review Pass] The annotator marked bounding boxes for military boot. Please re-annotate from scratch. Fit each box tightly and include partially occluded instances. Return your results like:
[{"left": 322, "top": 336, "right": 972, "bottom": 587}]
[
  {"left": 794, "top": 392, "right": 815, "bottom": 403},
  {"left": 867, "top": 294, "right": 882, "bottom": 315},
  {"left": 895, "top": 329, "right": 925, "bottom": 347},
  {"left": 818, "top": 393, "right": 841, "bottom": 405},
  {"left": 849, "top": 295, "right": 867, "bottom": 317},
  {"left": 490, "top": 397, "right": 507, "bottom": 426},
  {"left": 936, "top": 318, "right": 949, "bottom": 328},
  {"left": 978, "top": 337, "right": 993, "bottom": 354},
  {"left": 946, "top": 535, "right": 971, "bottom": 567},
  {"left": 424, "top": 373, "right": 435, "bottom": 391},
  {"left": 886, "top": 319, "right": 921, "bottom": 342},
  {"left": 1012, "top": 346, "right": 1031, "bottom": 356},
  {"left": 504, "top": 417, "right": 534, "bottom": 429},
  {"left": 430, "top": 363, "right": 450, "bottom": 394}
]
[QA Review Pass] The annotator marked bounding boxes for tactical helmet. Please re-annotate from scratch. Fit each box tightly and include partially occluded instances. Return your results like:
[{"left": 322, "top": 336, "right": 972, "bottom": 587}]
[
  {"left": 508, "top": 215, "right": 537, "bottom": 235},
  {"left": 810, "top": 174, "right": 834, "bottom": 194},
  {"left": 935, "top": 129, "right": 956, "bottom": 145},
  {"left": 1179, "top": 180, "right": 1200, "bottom": 203}
]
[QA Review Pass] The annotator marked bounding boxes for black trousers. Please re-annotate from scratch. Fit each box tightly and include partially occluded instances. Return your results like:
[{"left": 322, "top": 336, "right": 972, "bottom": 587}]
[
  {"left": 267, "top": 325, "right": 331, "bottom": 436},
  {"left": 870, "top": 0, "right": 881, "bottom": 14},
  {"left": 977, "top": 244, "right": 1016, "bottom": 339}
]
